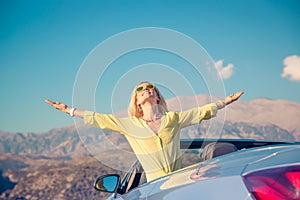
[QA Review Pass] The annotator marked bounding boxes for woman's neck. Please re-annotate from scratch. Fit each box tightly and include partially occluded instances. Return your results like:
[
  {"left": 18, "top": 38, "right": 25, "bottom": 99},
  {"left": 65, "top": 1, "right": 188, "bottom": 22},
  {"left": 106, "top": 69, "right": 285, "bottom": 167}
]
[{"left": 140, "top": 102, "right": 163, "bottom": 122}]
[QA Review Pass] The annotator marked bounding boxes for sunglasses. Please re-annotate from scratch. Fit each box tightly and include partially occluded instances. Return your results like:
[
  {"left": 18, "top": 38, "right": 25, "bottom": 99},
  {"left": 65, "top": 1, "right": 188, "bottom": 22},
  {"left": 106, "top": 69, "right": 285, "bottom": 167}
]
[{"left": 135, "top": 84, "right": 155, "bottom": 92}]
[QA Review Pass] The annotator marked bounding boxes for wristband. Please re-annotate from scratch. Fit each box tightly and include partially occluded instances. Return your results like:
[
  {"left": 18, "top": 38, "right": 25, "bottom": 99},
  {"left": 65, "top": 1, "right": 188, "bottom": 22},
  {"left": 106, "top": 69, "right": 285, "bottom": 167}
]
[
  {"left": 216, "top": 100, "right": 226, "bottom": 109},
  {"left": 70, "top": 108, "right": 76, "bottom": 117}
]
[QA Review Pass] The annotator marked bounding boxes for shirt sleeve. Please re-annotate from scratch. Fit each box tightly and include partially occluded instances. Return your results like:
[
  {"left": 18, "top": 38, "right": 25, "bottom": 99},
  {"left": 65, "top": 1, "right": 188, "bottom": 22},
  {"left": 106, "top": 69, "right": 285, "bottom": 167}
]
[
  {"left": 83, "top": 111, "right": 123, "bottom": 133},
  {"left": 177, "top": 103, "right": 218, "bottom": 128}
]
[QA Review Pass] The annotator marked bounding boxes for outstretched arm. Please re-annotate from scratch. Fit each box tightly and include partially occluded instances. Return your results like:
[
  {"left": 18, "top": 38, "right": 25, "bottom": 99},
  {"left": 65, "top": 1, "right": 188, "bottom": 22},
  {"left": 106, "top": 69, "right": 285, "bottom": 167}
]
[{"left": 44, "top": 99, "right": 85, "bottom": 118}]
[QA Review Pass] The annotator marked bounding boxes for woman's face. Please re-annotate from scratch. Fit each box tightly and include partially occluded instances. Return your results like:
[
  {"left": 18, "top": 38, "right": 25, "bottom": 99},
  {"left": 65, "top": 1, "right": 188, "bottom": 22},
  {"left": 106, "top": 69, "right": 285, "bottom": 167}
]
[{"left": 135, "top": 82, "right": 159, "bottom": 105}]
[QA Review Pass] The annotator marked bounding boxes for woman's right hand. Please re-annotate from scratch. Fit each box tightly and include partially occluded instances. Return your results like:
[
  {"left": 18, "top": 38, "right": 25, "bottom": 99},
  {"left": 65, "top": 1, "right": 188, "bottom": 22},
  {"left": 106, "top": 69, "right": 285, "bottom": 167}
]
[{"left": 45, "top": 99, "right": 71, "bottom": 114}]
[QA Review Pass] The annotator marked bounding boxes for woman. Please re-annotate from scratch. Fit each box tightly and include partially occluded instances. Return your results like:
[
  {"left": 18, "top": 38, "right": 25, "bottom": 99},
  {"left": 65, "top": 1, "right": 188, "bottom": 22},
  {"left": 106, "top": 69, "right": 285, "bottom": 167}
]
[{"left": 45, "top": 81, "right": 243, "bottom": 181}]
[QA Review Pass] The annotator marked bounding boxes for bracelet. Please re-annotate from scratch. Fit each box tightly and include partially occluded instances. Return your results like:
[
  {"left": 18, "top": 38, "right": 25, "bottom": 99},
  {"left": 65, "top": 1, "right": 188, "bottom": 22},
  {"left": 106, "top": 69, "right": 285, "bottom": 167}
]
[
  {"left": 216, "top": 100, "right": 226, "bottom": 109},
  {"left": 70, "top": 108, "right": 76, "bottom": 117}
]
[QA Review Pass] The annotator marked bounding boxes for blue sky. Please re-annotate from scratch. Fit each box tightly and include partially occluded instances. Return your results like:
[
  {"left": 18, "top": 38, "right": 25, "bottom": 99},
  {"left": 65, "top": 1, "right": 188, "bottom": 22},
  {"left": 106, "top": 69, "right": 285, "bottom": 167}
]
[{"left": 1, "top": 0, "right": 300, "bottom": 132}]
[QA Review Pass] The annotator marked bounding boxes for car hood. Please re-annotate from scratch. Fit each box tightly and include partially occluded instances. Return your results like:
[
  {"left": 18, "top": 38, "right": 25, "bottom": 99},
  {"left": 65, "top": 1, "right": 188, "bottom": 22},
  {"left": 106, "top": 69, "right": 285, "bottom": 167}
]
[{"left": 120, "top": 144, "right": 300, "bottom": 199}]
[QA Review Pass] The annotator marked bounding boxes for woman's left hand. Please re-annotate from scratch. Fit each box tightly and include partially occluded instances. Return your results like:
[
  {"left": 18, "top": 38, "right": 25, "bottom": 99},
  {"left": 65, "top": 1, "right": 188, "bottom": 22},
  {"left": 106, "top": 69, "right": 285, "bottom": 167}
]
[{"left": 225, "top": 91, "right": 244, "bottom": 105}]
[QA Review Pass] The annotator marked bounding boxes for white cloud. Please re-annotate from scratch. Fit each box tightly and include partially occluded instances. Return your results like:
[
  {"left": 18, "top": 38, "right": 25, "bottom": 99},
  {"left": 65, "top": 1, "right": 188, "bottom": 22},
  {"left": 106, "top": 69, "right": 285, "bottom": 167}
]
[
  {"left": 215, "top": 60, "right": 234, "bottom": 79},
  {"left": 281, "top": 55, "right": 300, "bottom": 82}
]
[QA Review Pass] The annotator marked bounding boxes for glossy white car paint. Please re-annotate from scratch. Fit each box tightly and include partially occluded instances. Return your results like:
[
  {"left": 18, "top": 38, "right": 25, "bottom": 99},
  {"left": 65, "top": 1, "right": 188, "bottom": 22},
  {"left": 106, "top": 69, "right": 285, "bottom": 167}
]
[{"left": 111, "top": 144, "right": 300, "bottom": 200}]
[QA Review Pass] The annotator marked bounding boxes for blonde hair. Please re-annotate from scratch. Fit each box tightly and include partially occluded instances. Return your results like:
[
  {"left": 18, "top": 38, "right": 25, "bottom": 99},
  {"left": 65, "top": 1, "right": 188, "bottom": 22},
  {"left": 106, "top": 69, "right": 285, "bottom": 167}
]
[{"left": 128, "top": 82, "right": 168, "bottom": 118}]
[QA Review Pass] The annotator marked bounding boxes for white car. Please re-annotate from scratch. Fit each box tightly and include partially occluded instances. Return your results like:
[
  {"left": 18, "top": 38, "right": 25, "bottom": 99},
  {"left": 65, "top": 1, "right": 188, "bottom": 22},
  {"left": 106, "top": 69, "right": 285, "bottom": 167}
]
[{"left": 94, "top": 139, "right": 300, "bottom": 200}]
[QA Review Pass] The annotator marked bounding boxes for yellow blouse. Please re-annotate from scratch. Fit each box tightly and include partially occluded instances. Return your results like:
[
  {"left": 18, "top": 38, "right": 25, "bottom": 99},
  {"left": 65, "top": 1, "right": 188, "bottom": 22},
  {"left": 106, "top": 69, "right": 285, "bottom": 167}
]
[{"left": 84, "top": 103, "right": 218, "bottom": 181}]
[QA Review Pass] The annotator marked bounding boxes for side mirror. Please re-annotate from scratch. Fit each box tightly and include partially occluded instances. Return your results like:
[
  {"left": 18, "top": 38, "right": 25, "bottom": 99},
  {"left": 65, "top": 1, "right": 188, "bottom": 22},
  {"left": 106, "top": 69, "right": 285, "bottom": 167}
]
[{"left": 94, "top": 174, "right": 121, "bottom": 193}]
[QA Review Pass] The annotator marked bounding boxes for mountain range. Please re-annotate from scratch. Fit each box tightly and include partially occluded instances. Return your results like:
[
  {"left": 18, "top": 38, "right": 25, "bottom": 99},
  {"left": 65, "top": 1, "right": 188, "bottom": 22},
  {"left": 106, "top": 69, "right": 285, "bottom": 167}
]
[{"left": 0, "top": 95, "right": 299, "bottom": 199}]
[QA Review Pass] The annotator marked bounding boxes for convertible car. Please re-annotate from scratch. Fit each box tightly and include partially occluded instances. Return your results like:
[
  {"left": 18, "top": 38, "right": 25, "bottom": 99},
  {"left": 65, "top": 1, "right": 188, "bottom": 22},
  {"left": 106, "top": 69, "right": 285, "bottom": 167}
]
[{"left": 94, "top": 138, "right": 300, "bottom": 200}]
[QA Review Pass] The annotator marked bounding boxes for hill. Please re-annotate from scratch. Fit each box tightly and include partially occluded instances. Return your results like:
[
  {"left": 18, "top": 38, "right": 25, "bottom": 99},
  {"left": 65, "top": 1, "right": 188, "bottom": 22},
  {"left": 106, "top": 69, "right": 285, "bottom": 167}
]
[{"left": 0, "top": 96, "right": 299, "bottom": 199}]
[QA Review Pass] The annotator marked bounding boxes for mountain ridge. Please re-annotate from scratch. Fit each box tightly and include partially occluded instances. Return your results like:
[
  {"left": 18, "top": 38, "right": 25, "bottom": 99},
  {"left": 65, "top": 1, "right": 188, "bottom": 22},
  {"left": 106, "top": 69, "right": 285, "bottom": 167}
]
[{"left": 0, "top": 96, "right": 299, "bottom": 199}]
